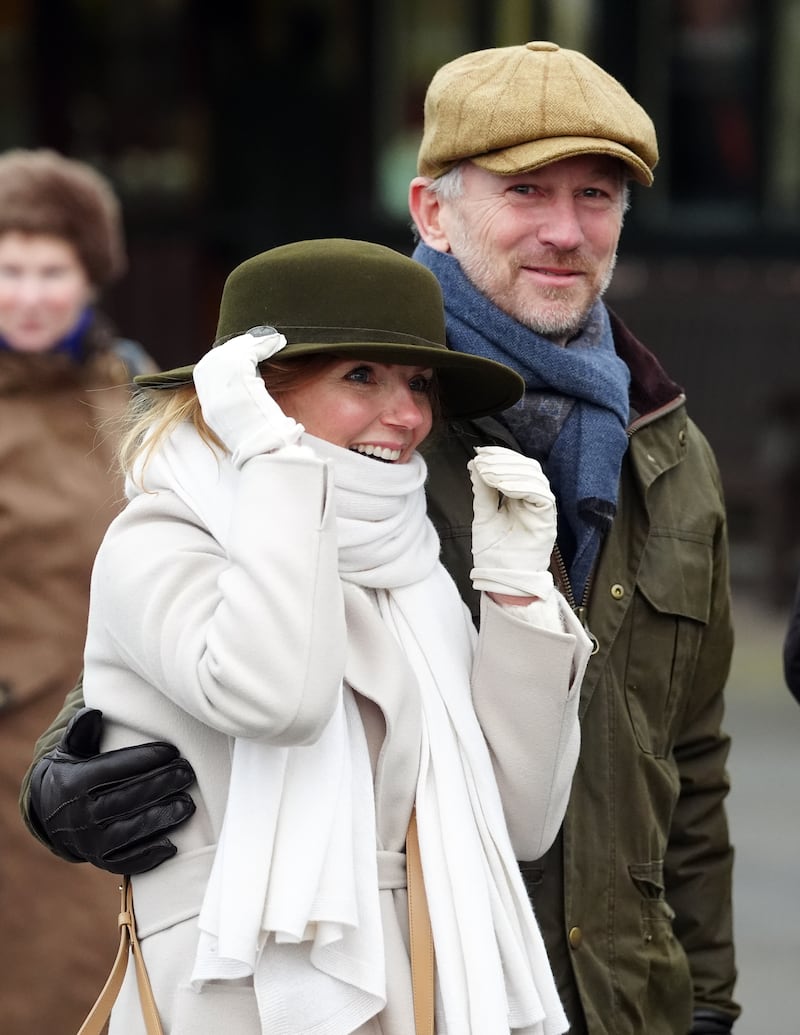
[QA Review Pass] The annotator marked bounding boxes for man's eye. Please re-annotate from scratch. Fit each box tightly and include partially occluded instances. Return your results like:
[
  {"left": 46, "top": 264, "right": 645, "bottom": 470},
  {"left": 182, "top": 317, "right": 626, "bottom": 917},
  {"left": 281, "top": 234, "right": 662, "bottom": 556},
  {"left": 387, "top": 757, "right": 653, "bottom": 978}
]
[{"left": 580, "top": 187, "right": 614, "bottom": 201}]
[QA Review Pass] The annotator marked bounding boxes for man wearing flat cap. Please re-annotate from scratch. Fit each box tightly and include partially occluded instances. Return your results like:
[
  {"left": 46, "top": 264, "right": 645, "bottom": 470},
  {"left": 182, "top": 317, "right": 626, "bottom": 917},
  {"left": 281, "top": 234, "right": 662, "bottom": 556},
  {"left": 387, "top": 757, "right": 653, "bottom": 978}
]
[
  {"left": 407, "top": 41, "right": 739, "bottom": 1035},
  {"left": 21, "top": 40, "right": 738, "bottom": 1035}
]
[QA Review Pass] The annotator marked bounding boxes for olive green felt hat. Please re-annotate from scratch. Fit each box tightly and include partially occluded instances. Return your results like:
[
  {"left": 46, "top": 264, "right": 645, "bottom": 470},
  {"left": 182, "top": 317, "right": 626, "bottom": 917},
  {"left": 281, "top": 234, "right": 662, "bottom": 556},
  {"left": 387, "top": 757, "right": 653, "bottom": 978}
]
[{"left": 135, "top": 238, "right": 524, "bottom": 419}]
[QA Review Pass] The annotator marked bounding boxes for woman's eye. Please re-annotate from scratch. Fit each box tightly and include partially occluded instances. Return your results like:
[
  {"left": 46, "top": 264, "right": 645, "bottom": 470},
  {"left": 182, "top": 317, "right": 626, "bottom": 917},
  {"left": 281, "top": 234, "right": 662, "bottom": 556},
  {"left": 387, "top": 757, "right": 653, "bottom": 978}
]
[
  {"left": 344, "top": 365, "right": 373, "bottom": 384},
  {"left": 409, "top": 374, "right": 434, "bottom": 394}
]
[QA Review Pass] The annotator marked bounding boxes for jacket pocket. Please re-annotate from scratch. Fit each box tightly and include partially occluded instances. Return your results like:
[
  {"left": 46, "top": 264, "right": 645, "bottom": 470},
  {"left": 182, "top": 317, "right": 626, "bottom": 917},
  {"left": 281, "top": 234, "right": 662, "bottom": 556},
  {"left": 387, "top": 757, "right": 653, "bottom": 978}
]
[
  {"left": 624, "top": 530, "right": 713, "bottom": 757},
  {"left": 628, "top": 860, "right": 693, "bottom": 1030},
  {"left": 629, "top": 860, "right": 677, "bottom": 940}
]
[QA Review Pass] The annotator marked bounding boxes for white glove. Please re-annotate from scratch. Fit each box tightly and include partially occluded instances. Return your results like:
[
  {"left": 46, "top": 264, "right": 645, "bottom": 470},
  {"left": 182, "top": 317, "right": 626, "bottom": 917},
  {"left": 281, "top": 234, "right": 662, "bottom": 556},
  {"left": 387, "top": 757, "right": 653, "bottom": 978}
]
[
  {"left": 192, "top": 327, "right": 306, "bottom": 468},
  {"left": 468, "top": 445, "right": 557, "bottom": 599}
]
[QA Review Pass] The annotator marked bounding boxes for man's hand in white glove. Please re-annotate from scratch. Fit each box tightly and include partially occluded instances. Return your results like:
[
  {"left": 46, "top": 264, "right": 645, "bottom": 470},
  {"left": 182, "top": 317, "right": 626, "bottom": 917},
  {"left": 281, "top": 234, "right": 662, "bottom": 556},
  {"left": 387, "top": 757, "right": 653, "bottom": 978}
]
[
  {"left": 192, "top": 326, "right": 306, "bottom": 468},
  {"left": 468, "top": 445, "right": 557, "bottom": 600}
]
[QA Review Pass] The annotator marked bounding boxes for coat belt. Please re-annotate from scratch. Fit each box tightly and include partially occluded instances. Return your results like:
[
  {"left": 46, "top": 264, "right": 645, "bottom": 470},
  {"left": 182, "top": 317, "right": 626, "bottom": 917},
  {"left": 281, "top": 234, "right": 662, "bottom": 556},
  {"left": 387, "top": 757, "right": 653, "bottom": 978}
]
[{"left": 130, "top": 844, "right": 409, "bottom": 940}]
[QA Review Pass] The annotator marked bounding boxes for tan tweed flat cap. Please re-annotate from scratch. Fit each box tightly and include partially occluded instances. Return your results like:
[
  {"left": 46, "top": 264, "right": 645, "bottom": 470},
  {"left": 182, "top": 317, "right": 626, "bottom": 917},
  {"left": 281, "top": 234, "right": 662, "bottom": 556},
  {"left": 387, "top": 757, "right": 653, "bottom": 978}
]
[{"left": 417, "top": 41, "right": 658, "bottom": 186}]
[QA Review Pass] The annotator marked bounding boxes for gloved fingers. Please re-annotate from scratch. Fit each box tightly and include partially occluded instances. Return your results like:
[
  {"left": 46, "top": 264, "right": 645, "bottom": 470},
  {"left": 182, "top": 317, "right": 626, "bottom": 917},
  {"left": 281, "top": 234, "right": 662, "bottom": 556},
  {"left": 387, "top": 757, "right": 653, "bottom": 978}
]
[
  {"left": 86, "top": 758, "right": 197, "bottom": 825},
  {"left": 468, "top": 456, "right": 502, "bottom": 517},
  {"left": 101, "top": 795, "right": 196, "bottom": 846},
  {"left": 474, "top": 463, "right": 555, "bottom": 504},
  {"left": 61, "top": 706, "right": 104, "bottom": 757},
  {"left": 471, "top": 446, "right": 555, "bottom": 505},
  {"left": 97, "top": 799, "right": 196, "bottom": 873},
  {"left": 191, "top": 328, "right": 286, "bottom": 403},
  {"left": 49, "top": 797, "right": 194, "bottom": 874},
  {"left": 200, "top": 327, "right": 288, "bottom": 372},
  {"left": 242, "top": 326, "right": 289, "bottom": 363},
  {"left": 192, "top": 326, "right": 303, "bottom": 463},
  {"left": 50, "top": 739, "right": 190, "bottom": 794},
  {"left": 102, "top": 839, "right": 179, "bottom": 876}
]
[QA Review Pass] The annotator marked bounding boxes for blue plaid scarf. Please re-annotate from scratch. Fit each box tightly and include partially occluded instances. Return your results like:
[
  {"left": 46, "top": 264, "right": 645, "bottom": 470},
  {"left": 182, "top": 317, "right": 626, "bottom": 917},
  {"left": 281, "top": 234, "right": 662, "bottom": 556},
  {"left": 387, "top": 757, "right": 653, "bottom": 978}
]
[{"left": 413, "top": 242, "right": 631, "bottom": 600}]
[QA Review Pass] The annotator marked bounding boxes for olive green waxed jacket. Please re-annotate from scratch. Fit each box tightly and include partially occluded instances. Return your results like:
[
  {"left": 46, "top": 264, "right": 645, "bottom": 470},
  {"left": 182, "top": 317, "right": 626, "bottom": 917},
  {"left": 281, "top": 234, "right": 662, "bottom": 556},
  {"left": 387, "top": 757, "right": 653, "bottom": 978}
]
[{"left": 423, "top": 316, "right": 738, "bottom": 1035}]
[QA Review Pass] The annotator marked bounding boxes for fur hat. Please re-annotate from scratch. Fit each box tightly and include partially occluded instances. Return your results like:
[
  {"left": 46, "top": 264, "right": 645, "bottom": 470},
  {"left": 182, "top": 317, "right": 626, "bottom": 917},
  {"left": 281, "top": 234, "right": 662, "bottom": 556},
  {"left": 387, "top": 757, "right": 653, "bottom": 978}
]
[
  {"left": 0, "top": 148, "right": 127, "bottom": 287},
  {"left": 135, "top": 238, "right": 524, "bottom": 420},
  {"left": 418, "top": 41, "right": 658, "bottom": 186}
]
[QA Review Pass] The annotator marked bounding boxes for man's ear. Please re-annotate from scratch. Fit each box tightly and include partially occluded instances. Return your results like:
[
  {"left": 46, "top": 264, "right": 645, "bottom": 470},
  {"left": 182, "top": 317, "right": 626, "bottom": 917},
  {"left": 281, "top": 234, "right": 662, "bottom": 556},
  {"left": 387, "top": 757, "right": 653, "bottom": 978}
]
[{"left": 408, "top": 177, "right": 452, "bottom": 253}]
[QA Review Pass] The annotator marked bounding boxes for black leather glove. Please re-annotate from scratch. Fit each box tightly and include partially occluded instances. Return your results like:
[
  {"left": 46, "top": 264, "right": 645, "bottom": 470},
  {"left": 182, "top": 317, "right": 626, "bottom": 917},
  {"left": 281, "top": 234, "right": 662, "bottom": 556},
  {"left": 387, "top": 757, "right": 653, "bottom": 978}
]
[
  {"left": 691, "top": 1008, "right": 734, "bottom": 1034},
  {"left": 28, "top": 707, "right": 196, "bottom": 874}
]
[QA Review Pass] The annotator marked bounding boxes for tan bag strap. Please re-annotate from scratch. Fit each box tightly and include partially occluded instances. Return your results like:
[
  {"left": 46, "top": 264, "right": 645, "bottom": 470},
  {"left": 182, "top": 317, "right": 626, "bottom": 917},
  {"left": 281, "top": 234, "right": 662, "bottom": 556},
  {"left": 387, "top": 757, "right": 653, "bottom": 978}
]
[
  {"left": 77, "top": 821, "right": 432, "bottom": 1035},
  {"left": 406, "top": 808, "right": 435, "bottom": 1035},
  {"left": 77, "top": 876, "right": 164, "bottom": 1035}
]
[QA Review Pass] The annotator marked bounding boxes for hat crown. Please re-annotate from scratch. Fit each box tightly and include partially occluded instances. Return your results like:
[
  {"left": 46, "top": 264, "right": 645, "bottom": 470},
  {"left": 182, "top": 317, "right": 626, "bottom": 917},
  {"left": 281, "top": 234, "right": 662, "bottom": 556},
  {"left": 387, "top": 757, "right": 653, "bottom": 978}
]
[
  {"left": 217, "top": 238, "right": 447, "bottom": 349},
  {"left": 418, "top": 41, "right": 658, "bottom": 185},
  {"left": 136, "top": 238, "right": 525, "bottom": 420}
]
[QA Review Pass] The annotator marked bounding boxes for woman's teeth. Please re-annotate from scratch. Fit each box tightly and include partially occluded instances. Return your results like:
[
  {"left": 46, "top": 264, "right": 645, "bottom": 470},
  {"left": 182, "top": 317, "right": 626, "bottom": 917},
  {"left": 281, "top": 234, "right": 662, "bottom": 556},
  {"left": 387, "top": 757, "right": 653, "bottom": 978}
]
[{"left": 350, "top": 444, "right": 402, "bottom": 462}]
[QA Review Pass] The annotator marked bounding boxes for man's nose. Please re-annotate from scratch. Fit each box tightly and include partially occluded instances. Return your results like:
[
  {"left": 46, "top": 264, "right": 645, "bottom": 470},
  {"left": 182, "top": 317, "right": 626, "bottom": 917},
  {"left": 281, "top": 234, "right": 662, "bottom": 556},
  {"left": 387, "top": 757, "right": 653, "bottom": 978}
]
[{"left": 536, "top": 197, "right": 585, "bottom": 251}]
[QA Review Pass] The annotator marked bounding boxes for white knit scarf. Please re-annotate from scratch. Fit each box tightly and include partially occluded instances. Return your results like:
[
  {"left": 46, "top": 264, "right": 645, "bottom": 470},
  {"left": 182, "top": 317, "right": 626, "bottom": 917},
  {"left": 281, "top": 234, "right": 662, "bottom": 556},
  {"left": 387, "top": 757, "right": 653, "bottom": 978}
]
[{"left": 128, "top": 424, "right": 567, "bottom": 1035}]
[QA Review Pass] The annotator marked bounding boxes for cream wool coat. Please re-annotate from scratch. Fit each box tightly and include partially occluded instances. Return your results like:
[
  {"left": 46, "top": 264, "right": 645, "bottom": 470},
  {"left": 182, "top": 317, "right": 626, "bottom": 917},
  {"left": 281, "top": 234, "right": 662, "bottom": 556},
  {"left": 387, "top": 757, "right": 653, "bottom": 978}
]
[{"left": 83, "top": 450, "right": 589, "bottom": 1034}]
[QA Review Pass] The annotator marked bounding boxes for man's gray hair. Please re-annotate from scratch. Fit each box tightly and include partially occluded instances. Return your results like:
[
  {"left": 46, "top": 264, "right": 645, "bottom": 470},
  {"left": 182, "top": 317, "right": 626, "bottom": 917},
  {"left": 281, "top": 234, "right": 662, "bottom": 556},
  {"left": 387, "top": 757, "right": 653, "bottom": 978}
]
[
  {"left": 427, "top": 160, "right": 631, "bottom": 213},
  {"left": 426, "top": 164, "right": 465, "bottom": 201}
]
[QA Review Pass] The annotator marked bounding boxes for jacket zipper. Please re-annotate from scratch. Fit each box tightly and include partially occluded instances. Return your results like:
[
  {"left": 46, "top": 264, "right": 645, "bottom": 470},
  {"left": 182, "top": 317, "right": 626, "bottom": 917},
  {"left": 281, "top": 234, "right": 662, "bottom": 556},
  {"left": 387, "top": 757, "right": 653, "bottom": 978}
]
[
  {"left": 550, "top": 400, "right": 684, "bottom": 656},
  {"left": 553, "top": 546, "right": 599, "bottom": 655}
]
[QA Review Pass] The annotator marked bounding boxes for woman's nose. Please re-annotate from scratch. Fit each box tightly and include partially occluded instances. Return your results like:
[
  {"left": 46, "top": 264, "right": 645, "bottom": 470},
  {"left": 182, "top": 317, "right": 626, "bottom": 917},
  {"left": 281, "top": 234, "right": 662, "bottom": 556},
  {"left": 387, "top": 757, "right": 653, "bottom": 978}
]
[
  {"left": 14, "top": 275, "right": 44, "bottom": 305},
  {"left": 383, "top": 386, "right": 427, "bottom": 428}
]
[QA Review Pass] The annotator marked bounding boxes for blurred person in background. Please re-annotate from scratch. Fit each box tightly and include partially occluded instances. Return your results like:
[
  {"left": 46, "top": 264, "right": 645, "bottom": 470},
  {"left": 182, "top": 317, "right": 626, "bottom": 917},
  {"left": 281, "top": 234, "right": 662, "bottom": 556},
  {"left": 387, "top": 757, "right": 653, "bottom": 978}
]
[{"left": 0, "top": 147, "right": 156, "bottom": 1032}]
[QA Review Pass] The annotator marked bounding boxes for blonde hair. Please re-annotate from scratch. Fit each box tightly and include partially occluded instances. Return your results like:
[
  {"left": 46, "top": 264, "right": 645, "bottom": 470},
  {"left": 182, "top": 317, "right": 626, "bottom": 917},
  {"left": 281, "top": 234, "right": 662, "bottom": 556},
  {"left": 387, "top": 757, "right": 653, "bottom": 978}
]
[{"left": 119, "top": 353, "right": 343, "bottom": 483}]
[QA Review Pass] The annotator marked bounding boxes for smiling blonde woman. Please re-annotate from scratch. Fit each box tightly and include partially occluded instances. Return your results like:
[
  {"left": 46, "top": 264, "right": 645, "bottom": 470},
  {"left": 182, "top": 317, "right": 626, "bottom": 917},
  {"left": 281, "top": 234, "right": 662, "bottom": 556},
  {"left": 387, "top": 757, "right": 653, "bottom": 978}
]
[{"left": 71, "top": 237, "right": 591, "bottom": 1034}]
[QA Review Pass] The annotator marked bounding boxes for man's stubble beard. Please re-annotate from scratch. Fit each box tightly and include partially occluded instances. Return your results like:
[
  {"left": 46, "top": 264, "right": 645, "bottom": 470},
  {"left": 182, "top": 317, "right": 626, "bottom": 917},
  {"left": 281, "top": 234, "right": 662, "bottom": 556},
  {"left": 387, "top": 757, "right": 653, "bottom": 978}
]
[{"left": 458, "top": 245, "right": 618, "bottom": 341}]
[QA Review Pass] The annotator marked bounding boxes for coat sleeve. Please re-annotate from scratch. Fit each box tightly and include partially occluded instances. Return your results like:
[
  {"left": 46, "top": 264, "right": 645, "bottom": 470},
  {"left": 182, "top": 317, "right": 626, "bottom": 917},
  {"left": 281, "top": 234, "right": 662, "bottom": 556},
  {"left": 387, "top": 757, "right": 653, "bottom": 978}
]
[
  {"left": 783, "top": 577, "right": 800, "bottom": 704},
  {"left": 86, "top": 451, "right": 347, "bottom": 744},
  {"left": 470, "top": 593, "right": 590, "bottom": 860},
  {"left": 18, "top": 677, "right": 86, "bottom": 841},
  {"left": 663, "top": 443, "right": 738, "bottom": 1023}
]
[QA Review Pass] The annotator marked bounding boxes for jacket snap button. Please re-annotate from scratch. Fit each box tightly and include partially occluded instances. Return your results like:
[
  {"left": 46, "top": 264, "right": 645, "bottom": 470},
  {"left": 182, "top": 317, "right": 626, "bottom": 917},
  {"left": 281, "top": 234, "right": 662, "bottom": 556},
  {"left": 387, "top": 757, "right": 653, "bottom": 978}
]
[
  {"left": 610, "top": 584, "right": 625, "bottom": 600},
  {"left": 568, "top": 926, "right": 583, "bottom": 949}
]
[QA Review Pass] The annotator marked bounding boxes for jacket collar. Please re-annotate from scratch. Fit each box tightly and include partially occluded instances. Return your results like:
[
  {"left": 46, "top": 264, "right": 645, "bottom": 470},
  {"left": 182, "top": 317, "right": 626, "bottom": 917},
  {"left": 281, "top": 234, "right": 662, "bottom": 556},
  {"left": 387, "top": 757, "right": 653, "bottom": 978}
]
[{"left": 607, "top": 308, "right": 683, "bottom": 422}]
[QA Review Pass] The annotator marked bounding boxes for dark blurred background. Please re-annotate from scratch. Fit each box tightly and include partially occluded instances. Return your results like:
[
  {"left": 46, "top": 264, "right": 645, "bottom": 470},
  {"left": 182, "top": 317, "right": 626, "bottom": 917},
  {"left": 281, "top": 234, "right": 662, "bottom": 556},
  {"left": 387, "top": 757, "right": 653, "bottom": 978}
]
[{"left": 3, "top": 0, "right": 800, "bottom": 604}]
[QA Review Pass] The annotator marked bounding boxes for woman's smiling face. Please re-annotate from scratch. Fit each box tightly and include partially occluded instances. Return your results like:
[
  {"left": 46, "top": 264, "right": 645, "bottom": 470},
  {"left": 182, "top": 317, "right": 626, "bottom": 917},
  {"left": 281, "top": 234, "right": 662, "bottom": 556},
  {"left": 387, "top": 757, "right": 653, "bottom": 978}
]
[{"left": 275, "top": 359, "right": 435, "bottom": 464}]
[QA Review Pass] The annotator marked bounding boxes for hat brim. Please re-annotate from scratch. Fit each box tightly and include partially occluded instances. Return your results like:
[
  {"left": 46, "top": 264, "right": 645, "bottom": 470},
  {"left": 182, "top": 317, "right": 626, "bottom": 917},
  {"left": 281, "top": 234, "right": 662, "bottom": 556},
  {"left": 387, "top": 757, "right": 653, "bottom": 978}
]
[
  {"left": 134, "top": 339, "right": 524, "bottom": 421},
  {"left": 470, "top": 135, "right": 655, "bottom": 186}
]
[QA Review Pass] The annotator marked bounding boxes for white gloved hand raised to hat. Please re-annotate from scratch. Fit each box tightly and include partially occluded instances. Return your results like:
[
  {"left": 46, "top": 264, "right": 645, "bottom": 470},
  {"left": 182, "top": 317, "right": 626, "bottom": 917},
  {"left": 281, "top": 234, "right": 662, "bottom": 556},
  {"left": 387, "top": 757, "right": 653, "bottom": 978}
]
[
  {"left": 468, "top": 445, "right": 557, "bottom": 599},
  {"left": 192, "top": 326, "right": 308, "bottom": 468}
]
